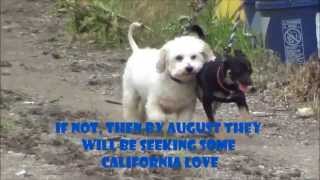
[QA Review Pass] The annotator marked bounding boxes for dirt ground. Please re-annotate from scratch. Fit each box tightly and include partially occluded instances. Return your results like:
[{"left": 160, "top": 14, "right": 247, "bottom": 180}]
[{"left": 1, "top": 0, "right": 319, "bottom": 179}]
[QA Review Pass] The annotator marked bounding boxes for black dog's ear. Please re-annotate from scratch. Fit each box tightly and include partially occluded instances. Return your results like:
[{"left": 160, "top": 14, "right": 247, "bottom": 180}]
[
  {"left": 185, "top": 24, "right": 206, "bottom": 40},
  {"left": 234, "top": 49, "right": 246, "bottom": 58},
  {"left": 223, "top": 47, "right": 232, "bottom": 57}
]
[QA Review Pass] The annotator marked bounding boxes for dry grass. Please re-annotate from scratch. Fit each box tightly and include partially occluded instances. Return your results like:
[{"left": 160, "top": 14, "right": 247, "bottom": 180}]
[
  {"left": 286, "top": 56, "right": 320, "bottom": 117},
  {"left": 250, "top": 49, "right": 286, "bottom": 89},
  {"left": 287, "top": 56, "right": 320, "bottom": 101},
  {"left": 251, "top": 50, "right": 319, "bottom": 118}
]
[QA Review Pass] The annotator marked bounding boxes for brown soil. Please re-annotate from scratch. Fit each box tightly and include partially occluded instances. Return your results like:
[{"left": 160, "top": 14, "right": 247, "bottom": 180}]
[{"left": 1, "top": 0, "right": 319, "bottom": 179}]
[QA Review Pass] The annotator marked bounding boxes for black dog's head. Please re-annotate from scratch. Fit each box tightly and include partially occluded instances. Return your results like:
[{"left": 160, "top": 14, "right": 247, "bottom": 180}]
[
  {"left": 184, "top": 25, "right": 253, "bottom": 92},
  {"left": 224, "top": 49, "right": 253, "bottom": 93}
]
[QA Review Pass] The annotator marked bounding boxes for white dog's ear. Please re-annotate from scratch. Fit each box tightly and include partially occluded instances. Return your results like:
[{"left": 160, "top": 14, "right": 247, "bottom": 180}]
[
  {"left": 156, "top": 48, "right": 167, "bottom": 73},
  {"left": 202, "top": 43, "right": 216, "bottom": 61}
]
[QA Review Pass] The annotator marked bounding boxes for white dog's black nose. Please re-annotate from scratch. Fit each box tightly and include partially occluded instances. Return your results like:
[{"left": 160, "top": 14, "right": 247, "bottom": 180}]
[{"left": 186, "top": 66, "right": 194, "bottom": 73}]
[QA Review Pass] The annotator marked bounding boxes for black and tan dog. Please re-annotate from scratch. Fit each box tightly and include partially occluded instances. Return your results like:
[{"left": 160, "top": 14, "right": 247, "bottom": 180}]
[
  {"left": 197, "top": 50, "right": 253, "bottom": 121},
  {"left": 184, "top": 25, "right": 253, "bottom": 121}
]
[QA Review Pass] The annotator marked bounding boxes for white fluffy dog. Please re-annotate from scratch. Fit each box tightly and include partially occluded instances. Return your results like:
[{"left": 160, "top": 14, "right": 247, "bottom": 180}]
[{"left": 122, "top": 22, "right": 215, "bottom": 121}]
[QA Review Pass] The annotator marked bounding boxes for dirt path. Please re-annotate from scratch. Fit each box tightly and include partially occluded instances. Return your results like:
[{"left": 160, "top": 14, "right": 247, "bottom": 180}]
[{"left": 1, "top": 0, "right": 319, "bottom": 179}]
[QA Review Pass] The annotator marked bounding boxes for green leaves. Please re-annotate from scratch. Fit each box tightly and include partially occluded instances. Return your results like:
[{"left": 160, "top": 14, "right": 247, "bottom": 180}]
[
  {"left": 56, "top": 0, "right": 261, "bottom": 55},
  {"left": 57, "top": 0, "right": 128, "bottom": 47}
]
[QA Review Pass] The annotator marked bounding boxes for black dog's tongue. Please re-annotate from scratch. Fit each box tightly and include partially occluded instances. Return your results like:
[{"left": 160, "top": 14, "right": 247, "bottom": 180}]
[{"left": 239, "top": 83, "right": 249, "bottom": 93}]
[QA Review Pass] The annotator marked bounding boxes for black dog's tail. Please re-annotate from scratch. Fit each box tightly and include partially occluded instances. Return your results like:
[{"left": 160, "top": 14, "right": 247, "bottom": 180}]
[
  {"left": 185, "top": 24, "right": 206, "bottom": 40},
  {"left": 184, "top": 16, "right": 241, "bottom": 56}
]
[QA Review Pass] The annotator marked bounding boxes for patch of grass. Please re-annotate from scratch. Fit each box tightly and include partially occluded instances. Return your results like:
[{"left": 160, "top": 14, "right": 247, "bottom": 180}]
[
  {"left": 286, "top": 57, "right": 320, "bottom": 116},
  {"left": 69, "top": 0, "right": 129, "bottom": 47},
  {"left": 0, "top": 118, "right": 17, "bottom": 134},
  {"left": 287, "top": 59, "right": 320, "bottom": 102},
  {"left": 55, "top": 0, "right": 192, "bottom": 48},
  {"left": 256, "top": 54, "right": 320, "bottom": 117},
  {"left": 55, "top": 0, "right": 262, "bottom": 55}
]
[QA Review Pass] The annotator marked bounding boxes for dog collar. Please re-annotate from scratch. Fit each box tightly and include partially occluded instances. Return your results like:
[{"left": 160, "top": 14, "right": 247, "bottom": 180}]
[
  {"left": 169, "top": 74, "right": 183, "bottom": 84},
  {"left": 217, "top": 65, "right": 234, "bottom": 94}
]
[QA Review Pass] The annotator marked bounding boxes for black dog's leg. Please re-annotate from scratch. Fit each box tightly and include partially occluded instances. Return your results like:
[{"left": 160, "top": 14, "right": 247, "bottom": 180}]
[
  {"left": 235, "top": 93, "right": 250, "bottom": 118},
  {"left": 202, "top": 95, "right": 214, "bottom": 121},
  {"left": 238, "top": 102, "right": 249, "bottom": 113},
  {"left": 235, "top": 93, "right": 253, "bottom": 137},
  {"left": 201, "top": 94, "right": 217, "bottom": 137},
  {"left": 203, "top": 99, "right": 214, "bottom": 121},
  {"left": 211, "top": 102, "right": 221, "bottom": 117},
  {"left": 202, "top": 95, "right": 239, "bottom": 121}
]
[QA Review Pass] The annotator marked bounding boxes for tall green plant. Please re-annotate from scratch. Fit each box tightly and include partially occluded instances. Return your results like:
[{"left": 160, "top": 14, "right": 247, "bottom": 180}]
[
  {"left": 57, "top": 0, "right": 130, "bottom": 47},
  {"left": 196, "top": 0, "right": 262, "bottom": 58}
]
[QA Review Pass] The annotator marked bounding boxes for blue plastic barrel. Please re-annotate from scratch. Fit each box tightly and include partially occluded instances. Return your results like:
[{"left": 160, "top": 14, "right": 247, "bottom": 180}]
[
  {"left": 243, "top": 0, "right": 256, "bottom": 4},
  {"left": 243, "top": 0, "right": 319, "bottom": 63},
  {"left": 255, "top": 0, "right": 319, "bottom": 10}
]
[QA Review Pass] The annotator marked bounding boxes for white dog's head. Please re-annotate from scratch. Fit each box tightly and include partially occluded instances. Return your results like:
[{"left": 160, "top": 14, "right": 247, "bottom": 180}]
[{"left": 157, "top": 36, "right": 216, "bottom": 82}]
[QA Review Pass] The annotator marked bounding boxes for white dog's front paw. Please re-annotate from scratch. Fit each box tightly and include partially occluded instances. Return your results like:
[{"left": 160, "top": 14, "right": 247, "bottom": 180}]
[{"left": 147, "top": 112, "right": 166, "bottom": 122}]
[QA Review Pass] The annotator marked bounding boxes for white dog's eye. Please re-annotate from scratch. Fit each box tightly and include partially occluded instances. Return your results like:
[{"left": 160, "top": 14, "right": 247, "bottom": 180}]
[
  {"left": 191, "top": 55, "right": 197, "bottom": 60},
  {"left": 175, "top": 55, "right": 184, "bottom": 61}
]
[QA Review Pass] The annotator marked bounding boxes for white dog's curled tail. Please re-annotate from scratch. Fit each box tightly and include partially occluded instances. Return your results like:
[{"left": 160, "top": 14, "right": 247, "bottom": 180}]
[{"left": 128, "top": 22, "right": 142, "bottom": 52}]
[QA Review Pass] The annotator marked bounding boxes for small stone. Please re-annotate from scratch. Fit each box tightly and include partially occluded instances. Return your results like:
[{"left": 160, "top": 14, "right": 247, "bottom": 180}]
[
  {"left": 23, "top": 101, "right": 35, "bottom": 105},
  {"left": 280, "top": 174, "right": 291, "bottom": 180},
  {"left": 241, "top": 166, "right": 252, "bottom": 175},
  {"left": 84, "top": 166, "right": 101, "bottom": 176},
  {"left": 70, "top": 62, "right": 82, "bottom": 72},
  {"left": 254, "top": 168, "right": 263, "bottom": 176},
  {"left": 2, "top": 24, "right": 18, "bottom": 32},
  {"left": 288, "top": 168, "right": 301, "bottom": 177},
  {"left": 89, "top": 74, "right": 97, "bottom": 80},
  {"left": 88, "top": 75, "right": 99, "bottom": 85},
  {"left": 48, "top": 37, "right": 57, "bottom": 42},
  {"left": 42, "top": 51, "right": 49, "bottom": 55},
  {"left": 252, "top": 111, "right": 268, "bottom": 117},
  {"left": 302, "top": 140, "right": 310, "bottom": 146},
  {"left": 31, "top": 29, "right": 39, "bottom": 33},
  {"left": 0, "top": 61, "right": 12, "bottom": 67},
  {"left": 15, "top": 169, "right": 26, "bottom": 176},
  {"left": 51, "top": 52, "right": 61, "bottom": 59},
  {"left": 101, "top": 90, "right": 108, "bottom": 95},
  {"left": 28, "top": 106, "right": 43, "bottom": 115},
  {"left": 88, "top": 40, "right": 95, "bottom": 44},
  {"left": 1, "top": 69, "right": 11, "bottom": 75},
  {"left": 267, "top": 82, "right": 277, "bottom": 89},
  {"left": 263, "top": 95, "right": 273, "bottom": 103},
  {"left": 296, "top": 107, "right": 314, "bottom": 118},
  {"left": 43, "top": 105, "right": 62, "bottom": 117}
]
